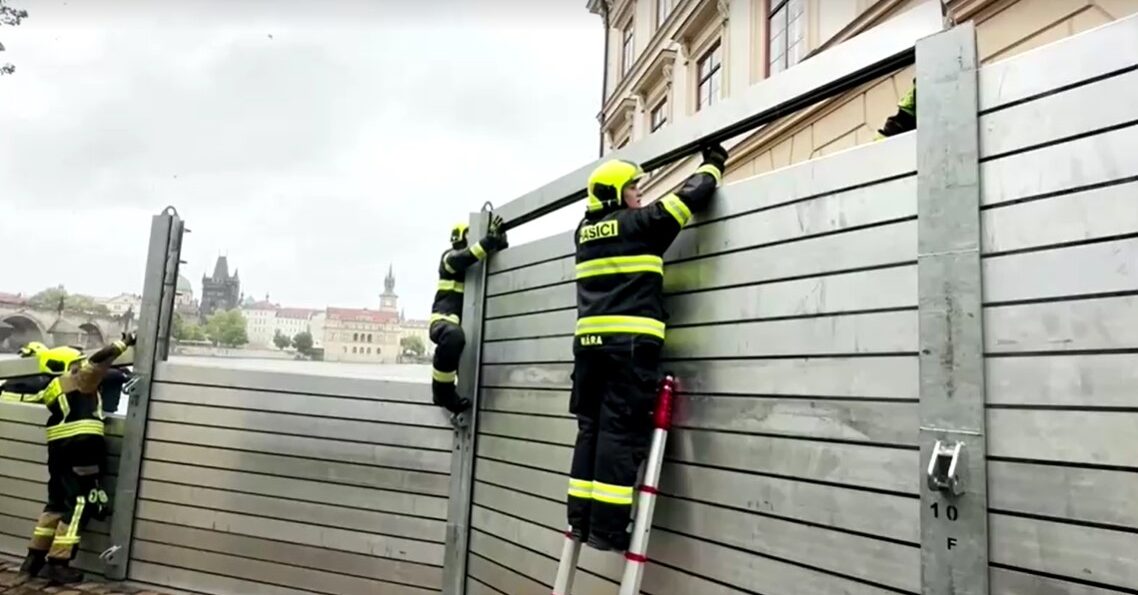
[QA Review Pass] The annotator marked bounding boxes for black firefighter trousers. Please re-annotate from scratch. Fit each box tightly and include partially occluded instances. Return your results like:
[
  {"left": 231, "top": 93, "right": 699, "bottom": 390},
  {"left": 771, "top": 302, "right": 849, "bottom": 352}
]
[
  {"left": 30, "top": 434, "right": 111, "bottom": 561},
  {"left": 566, "top": 341, "right": 660, "bottom": 550},
  {"left": 429, "top": 320, "right": 467, "bottom": 413}
]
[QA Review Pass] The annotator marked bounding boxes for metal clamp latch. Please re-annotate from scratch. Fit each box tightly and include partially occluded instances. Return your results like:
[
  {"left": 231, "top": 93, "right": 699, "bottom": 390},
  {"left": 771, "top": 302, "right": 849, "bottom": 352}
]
[
  {"left": 99, "top": 544, "right": 121, "bottom": 563},
  {"left": 926, "top": 440, "right": 965, "bottom": 496}
]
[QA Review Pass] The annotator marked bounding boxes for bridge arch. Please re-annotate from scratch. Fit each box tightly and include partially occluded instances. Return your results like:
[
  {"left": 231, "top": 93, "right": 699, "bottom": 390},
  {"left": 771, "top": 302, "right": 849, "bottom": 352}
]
[
  {"left": 79, "top": 322, "right": 105, "bottom": 349},
  {"left": 1, "top": 314, "right": 47, "bottom": 352}
]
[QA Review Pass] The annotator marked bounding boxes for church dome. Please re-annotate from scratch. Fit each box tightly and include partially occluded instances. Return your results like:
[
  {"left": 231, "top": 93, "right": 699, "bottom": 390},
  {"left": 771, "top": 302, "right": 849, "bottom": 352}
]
[{"left": 177, "top": 274, "right": 193, "bottom": 295}]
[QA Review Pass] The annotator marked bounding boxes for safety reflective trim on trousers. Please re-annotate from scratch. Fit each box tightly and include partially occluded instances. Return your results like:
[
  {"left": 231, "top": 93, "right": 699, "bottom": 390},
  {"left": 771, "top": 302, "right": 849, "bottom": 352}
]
[
  {"left": 432, "top": 368, "right": 457, "bottom": 384},
  {"left": 695, "top": 163, "right": 723, "bottom": 185},
  {"left": 567, "top": 478, "right": 593, "bottom": 500},
  {"left": 52, "top": 536, "right": 80, "bottom": 546},
  {"left": 661, "top": 194, "right": 692, "bottom": 227},
  {"left": 33, "top": 527, "right": 56, "bottom": 537},
  {"left": 437, "top": 280, "right": 465, "bottom": 293},
  {"left": 591, "top": 481, "right": 634, "bottom": 506},
  {"left": 66, "top": 497, "right": 85, "bottom": 539},
  {"left": 429, "top": 313, "right": 461, "bottom": 325},
  {"left": 575, "top": 255, "right": 663, "bottom": 279},
  {"left": 575, "top": 315, "right": 666, "bottom": 340},
  {"left": 471, "top": 241, "right": 487, "bottom": 260},
  {"left": 46, "top": 419, "right": 105, "bottom": 442}
]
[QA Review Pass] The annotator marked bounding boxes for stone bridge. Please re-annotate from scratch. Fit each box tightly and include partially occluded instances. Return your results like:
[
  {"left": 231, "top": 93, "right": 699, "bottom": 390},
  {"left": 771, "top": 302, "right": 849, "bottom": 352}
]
[{"left": 0, "top": 304, "right": 131, "bottom": 352}]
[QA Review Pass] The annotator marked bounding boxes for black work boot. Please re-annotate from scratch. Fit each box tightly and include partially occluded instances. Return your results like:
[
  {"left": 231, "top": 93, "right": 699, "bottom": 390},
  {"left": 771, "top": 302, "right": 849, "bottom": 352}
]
[
  {"left": 44, "top": 559, "right": 84, "bottom": 585},
  {"left": 8, "top": 549, "right": 46, "bottom": 586},
  {"left": 586, "top": 531, "right": 629, "bottom": 553}
]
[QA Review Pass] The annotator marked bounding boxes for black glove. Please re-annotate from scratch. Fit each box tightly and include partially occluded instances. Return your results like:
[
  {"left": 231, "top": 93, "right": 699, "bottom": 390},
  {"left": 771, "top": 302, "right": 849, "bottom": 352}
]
[
  {"left": 482, "top": 230, "right": 508, "bottom": 252},
  {"left": 120, "top": 332, "right": 137, "bottom": 347},
  {"left": 701, "top": 142, "right": 729, "bottom": 171},
  {"left": 488, "top": 215, "right": 505, "bottom": 235}
]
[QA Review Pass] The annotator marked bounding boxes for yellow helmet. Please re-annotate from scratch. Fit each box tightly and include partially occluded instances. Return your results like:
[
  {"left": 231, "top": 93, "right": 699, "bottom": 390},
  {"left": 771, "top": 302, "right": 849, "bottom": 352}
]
[
  {"left": 450, "top": 222, "right": 470, "bottom": 246},
  {"left": 17, "top": 341, "right": 48, "bottom": 358},
  {"left": 37, "top": 346, "right": 84, "bottom": 375},
  {"left": 587, "top": 159, "right": 643, "bottom": 212}
]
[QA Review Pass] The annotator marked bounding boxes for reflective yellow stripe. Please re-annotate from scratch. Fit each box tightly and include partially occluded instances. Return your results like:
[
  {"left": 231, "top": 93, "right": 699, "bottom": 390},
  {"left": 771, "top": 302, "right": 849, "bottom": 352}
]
[
  {"left": 111, "top": 340, "right": 126, "bottom": 352},
  {"left": 592, "top": 481, "right": 634, "bottom": 505},
  {"left": 661, "top": 194, "right": 692, "bottom": 227},
  {"left": 696, "top": 163, "right": 722, "bottom": 185},
  {"left": 567, "top": 478, "right": 593, "bottom": 500},
  {"left": 432, "top": 368, "right": 457, "bottom": 384},
  {"left": 443, "top": 258, "right": 457, "bottom": 274},
  {"left": 39, "top": 379, "right": 62, "bottom": 406},
  {"left": 899, "top": 87, "right": 916, "bottom": 113},
  {"left": 437, "top": 280, "right": 465, "bottom": 293},
  {"left": 67, "top": 497, "right": 85, "bottom": 539},
  {"left": 59, "top": 394, "right": 70, "bottom": 418},
  {"left": 46, "top": 419, "right": 104, "bottom": 442},
  {"left": 576, "top": 255, "right": 663, "bottom": 279},
  {"left": 471, "top": 242, "right": 487, "bottom": 260},
  {"left": 586, "top": 195, "right": 605, "bottom": 212},
  {"left": 430, "top": 313, "right": 461, "bottom": 325},
  {"left": 34, "top": 527, "right": 56, "bottom": 537},
  {"left": 575, "top": 315, "right": 666, "bottom": 340},
  {"left": 52, "top": 536, "right": 80, "bottom": 546}
]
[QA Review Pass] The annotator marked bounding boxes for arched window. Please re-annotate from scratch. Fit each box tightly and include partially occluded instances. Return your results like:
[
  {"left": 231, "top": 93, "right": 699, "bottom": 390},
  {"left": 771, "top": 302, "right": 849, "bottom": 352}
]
[
  {"left": 352, "top": 346, "right": 357, "bottom": 354},
  {"left": 368, "top": 333, "right": 373, "bottom": 343},
  {"left": 353, "top": 332, "right": 358, "bottom": 342},
  {"left": 366, "top": 347, "right": 372, "bottom": 354}
]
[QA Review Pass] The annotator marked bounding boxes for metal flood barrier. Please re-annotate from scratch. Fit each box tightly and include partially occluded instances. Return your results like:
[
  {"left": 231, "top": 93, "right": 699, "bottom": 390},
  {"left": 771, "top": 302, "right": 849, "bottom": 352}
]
[{"left": 2, "top": 4, "right": 1137, "bottom": 594}]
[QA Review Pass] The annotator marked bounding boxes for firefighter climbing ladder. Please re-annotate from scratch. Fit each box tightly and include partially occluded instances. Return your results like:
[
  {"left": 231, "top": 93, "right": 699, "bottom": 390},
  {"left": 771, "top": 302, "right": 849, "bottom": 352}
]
[{"left": 552, "top": 375, "right": 677, "bottom": 595}]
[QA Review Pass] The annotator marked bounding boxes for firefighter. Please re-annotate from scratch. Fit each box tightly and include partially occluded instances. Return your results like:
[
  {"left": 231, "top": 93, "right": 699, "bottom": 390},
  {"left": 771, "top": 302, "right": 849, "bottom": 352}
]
[
  {"left": 429, "top": 217, "right": 508, "bottom": 417},
  {"left": 0, "top": 342, "right": 53, "bottom": 402},
  {"left": 876, "top": 80, "right": 916, "bottom": 139},
  {"left": 10, "top": 333, "right": 135, "bottom": 586},
  {"left": 566, "top": 143, "right": 727, "bottom": 552}
]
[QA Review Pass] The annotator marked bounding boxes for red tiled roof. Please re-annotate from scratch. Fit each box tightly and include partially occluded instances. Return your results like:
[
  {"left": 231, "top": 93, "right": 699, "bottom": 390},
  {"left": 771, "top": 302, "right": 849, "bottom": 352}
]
[
  {"left": 0, "top": 292, "right": 27, "bottom": 305},
  {"left": 277, "top": 308, "right": 319, "bottom": 319},
  {"left": 326, "top": 307, "right": 398, "bottom": 324},
  {"left": 245, "top": 300, "right": 279, "bottom": 311}
]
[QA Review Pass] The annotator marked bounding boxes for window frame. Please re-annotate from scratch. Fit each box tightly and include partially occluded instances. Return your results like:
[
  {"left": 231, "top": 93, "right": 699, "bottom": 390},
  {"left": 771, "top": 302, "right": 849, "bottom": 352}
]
[
  {"left": 655, "top": 0, "right": 671, "bottom": 29},
  {"left": 695, "top": 40, "right": 723, "bottom": 111},
  {"left": 620, "top": 20, "right": 635, "bottom": 77},
  {"left": 767, "top": 0, "right": 806, "bottom": 76},
  {"left": 649, "top": 98, "right": 668, "bottom": 132}
]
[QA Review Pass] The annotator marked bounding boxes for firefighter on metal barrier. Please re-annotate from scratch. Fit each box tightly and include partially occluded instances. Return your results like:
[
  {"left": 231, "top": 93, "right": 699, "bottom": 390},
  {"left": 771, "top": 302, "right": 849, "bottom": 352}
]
[
  {"left": 876, "top": 79, "right": 916, "bottom": 139},
  {"left": 429, "top": 217, "right": 508, "bottom": 419},
  {"left": 566, "top": 142, "right": 728, "bottom": 552},
  {"left": 9, "top": 333, "right": 135, "bottom": 586}
]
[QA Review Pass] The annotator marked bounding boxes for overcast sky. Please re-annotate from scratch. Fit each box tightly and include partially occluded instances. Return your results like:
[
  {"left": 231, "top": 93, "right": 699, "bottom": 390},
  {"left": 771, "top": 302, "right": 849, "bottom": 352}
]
[{"left": 0, "top": 0, "right": 601, "bottom": 317}]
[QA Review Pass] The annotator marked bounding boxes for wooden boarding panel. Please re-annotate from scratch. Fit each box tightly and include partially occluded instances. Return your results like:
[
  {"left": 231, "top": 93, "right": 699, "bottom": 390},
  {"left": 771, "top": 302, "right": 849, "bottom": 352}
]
[
  {"left": 985, "top": 296, "right": 1138, "bottom": 353},
  {"left": 989, "top": 461, "right": 1138, "bottom": 529},
  {"left": 990, "top": 513, "right": 1138, "bottom": 591}
]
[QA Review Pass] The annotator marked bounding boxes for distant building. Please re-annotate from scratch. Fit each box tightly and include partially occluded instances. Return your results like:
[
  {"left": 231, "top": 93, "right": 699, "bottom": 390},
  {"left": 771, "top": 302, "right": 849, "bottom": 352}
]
[
  {"left": 174, "top": 274, "right": 199, "bottom": 317},
  {"left": 322, "top": 307, "right": 401, "bottom": 363},
  {"left": 380, "top": 265, "right": 398, "bottom": 313},
  {"left": 200, "top": 256, "right": 241, "bottom": 320},
  {"left": 241, "top": 296, "right": 280, "bottom": 347},
  {"left": 99, "top": 293, "right": 142, "bottom": 318}
]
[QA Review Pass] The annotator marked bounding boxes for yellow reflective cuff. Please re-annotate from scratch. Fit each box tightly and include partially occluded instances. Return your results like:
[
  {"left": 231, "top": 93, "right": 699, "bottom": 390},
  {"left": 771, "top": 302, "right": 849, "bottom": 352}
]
[
  {"left": 568, "top": 478, "right": 594, "bottom": 500},
  {"left": 576, "top": 315, "right": 666, "bottom": 340},
  {"left": 432, "top": 368, "right": 457, "bottom": 384},
  {"left": 592, "top": 481, "right": 634, "bottom": 505},
  {"left": 576, "top": 255, "right": 663, "bottom": 279},
  {"left": 437, "top": 280, "right": 465, "bottom": 293},
  {"left": 430, "top": 313, "right": 461, "bottom": 325},
  {"left": 661, "top": 194, "right": 692, "bottom": 227},
  {"left": 34, "top": 527, "right": 56, "bottom": 537},
  {"left": 46, "top": 419, "right": 105, "bottom": 442},
  {"left": 696, "top": 164, "right": 723, "bottom": 185},
  {"left": 471, "top": 242, "right": 487, "bottom": 260},
  {"left": 112, "top": 341, "right": 126, "bottom": 352}
]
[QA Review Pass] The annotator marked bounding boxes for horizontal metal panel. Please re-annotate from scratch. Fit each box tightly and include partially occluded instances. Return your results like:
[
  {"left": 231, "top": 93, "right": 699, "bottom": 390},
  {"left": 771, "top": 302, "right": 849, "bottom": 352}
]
[
  {"left": 987, "top": 354, "right": 1138, "bottom": 407},
  {"left": 474, "top": 459, "right": 564, "bottom": 503},
  {"left": 678, "top": 395, "right": 916, "bottom": 445},
  {"left": 0, "top": 531, "right": 111, "bottom": 576},
  {"left": 482, "top": 336, "right": 571, "bottom": 364},
  {"left": 466, "top": 551, "right": 548, "bottom": 595},
  {"left": 0, "top": 494, "right": 48, "bottom": 520},
  {"left": 480, "top": 388, "right": 570, "bottom": 418},
  {"left": 0, "top": 511, "right": 110, "bottom": 550},
  {"left": 483, "top": 357, "right": 918, "bottom": 399},
  {"left": 0, "top": 472, "right": 46, "bottom": 501},
  {"left": 978, "top": 13, "right": 1138, "bottom": 111},
  {"left": 485, "top": 283, "right": 574, "bottom": 320},
  {"left": 137, "top": 499, "right": 444, "bottom": 567},
  {"left": 990, "top": 513, "right": 1138, "bottom": 590},
  {"left": 135, "top": 519, "right": 442, "bottom": 591},
  {"left": 133, "top": 540, "right": 437, "bottom": 595},
  {"left": 141, "top": 460, "right": 447, "bottom": 520},
  {"left": 152, "top": 382, "right": 449, "bottom": 428},
  {"left": 477, "top": 435, "right": 571, "bottom": 475},
  {"left": 484, "top": 309, "right": 574, "bottom": 341},
  {"left": 0, "top": 433, "right": 123, "bottom": 461},
  {"left": 489, "top": 230, "right": 574, "bottom": 274},
  {"left": 0, "top": 420, "right": 48, "bottom": 444},
  {"left": 988, "top": 410, "right": 1138, "bottom": 467},
  {"left": 139, "top": 480, "right": 444, "bottom": 544},
  {"left": 494, "top": 0, "right": 941, "bottom": 226},
  {"left": 983, "top": 237, "right": 1138, "bottom": 303},
  {"left": 470, "top": 531, "right": 616, "bottom": 595},
  {"left": 466, "top": 577, "right": 502, "bottom": 595},
  {"left": 154, "top": 361, "right": 431, "bottom": 402},
  {"left": 982, "top": 181, "right": 1138, "bottom": 254},
  {"left": 1, "top": 402, "right": 47, "bottom": 425},
  {"left": 981, "top": 124, "right": 1138, "bottom": 207},
  {"left": 143, "top": 441, "right": 447, "bottom": 498},
  {"left": 981, "top": 67, "right": 1138, "bottom": 158},
  {"left": 478, "top": 412, "right": 575, "bottom": 445},
  {"left": 128, "top": 560, "right": 316, "bottom": 595},
  {"left": 486, "top": 256, "right": 574, "bottom": 298},
  {"left": 985, "top": 296, "right": 1138, "bottom": 353},
  {"left": 0, "top": 458, "right": 46, "bottom": 486},
  {"left": 146, "top": 421, "right": 451, "bottom": 474},
  {"left": 670, "top": 430, "right": 918, "bottom": 494},
  {"left": 149, "top": 401, "right": 452, "bottom": 452},
  {"left": 990, "top": 565, "right": 1128, "bottom": 595},
  {"left": 989, "top": 461, "right": 1138, "bottom": 529}
]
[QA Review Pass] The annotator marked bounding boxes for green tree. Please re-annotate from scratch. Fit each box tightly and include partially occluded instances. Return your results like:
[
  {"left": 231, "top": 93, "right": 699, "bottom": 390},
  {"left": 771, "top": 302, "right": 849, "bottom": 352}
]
[
  {"left": 273, "top": 329, "right": 292, "bottom": 350},
  {"left": 1, "top": 1, "right": 29, "bottom": 76},
  {"left": 28, "top": 286, "right": 110, "bottom": 316},
  {"left": 205, "top": 309, "right": 248, "bottom": 347},
  {"left": 172, "top": 313, "right": 206, "bottom": 342},
  {"left": 400, "top": 334, "right": 425, "bottom": 357},
  {"left": 292, "top": 331, "right": 314, "bottom": 357}
]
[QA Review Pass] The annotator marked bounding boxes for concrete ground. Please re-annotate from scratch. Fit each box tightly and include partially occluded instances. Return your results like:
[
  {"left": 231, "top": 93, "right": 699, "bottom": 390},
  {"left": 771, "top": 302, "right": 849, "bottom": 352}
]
[{"left": 0, "top": 559, "right": 165, "bottom": 595}]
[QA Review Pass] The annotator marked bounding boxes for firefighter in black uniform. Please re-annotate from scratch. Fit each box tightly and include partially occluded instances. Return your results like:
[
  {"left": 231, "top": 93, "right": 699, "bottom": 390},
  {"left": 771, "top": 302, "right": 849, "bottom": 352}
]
[
  {"left": 11, "top": 333, "right": 134, "bottom": 586},
  {"left": 429, "top": 218, "right": 508, "bottom": 416},
  {"left": 566, "top": 143, "right": 728, "bottom": 552},
  {"left": 876, "top": 80, "right": 916, "bottom": 139}
]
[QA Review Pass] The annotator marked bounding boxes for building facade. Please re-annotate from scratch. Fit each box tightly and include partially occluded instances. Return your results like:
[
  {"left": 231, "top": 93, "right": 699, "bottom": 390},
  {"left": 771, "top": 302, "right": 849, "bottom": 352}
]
[
  {"left": 589, "top": 0, "right": 1138, "bottom": 200},
  {"left": 322, "top": 264, "right": 406, "bottom": 363},
  {"left": 241, "top": 298, "right": 280, "bottom": 347},
  {"left": 99, "top": 293, "right": 142, "bottom": 318},
  {"left": 200, "top": 256, "right": 241, "bottom": 320}
]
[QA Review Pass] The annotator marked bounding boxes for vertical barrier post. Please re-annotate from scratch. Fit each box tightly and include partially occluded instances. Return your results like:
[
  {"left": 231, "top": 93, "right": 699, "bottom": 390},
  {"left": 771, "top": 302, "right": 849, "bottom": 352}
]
[
  {"left": 441, "top": 210, "right": 491, "bottom": 595},
  {"left": 105, "top": 207, "right": 184, "bottom": 580},
  {"left": 915, "top": 23, "right": 989, "bottom": 595}
]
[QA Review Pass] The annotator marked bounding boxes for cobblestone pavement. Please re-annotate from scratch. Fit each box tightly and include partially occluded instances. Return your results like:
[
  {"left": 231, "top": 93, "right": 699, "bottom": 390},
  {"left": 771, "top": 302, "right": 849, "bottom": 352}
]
[{"left": 0, "top": 560, "right": 167, "bottom": 595}]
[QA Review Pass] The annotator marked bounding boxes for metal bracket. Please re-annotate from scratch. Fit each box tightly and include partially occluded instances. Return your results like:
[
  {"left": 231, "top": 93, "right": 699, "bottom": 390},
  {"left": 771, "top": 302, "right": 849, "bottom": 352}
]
[
  {"left": 99, "top": 544, "right": 122, "bottom": 563},
  {"left": 926, "top": 440, "right": 965, "bottom": 496}
]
